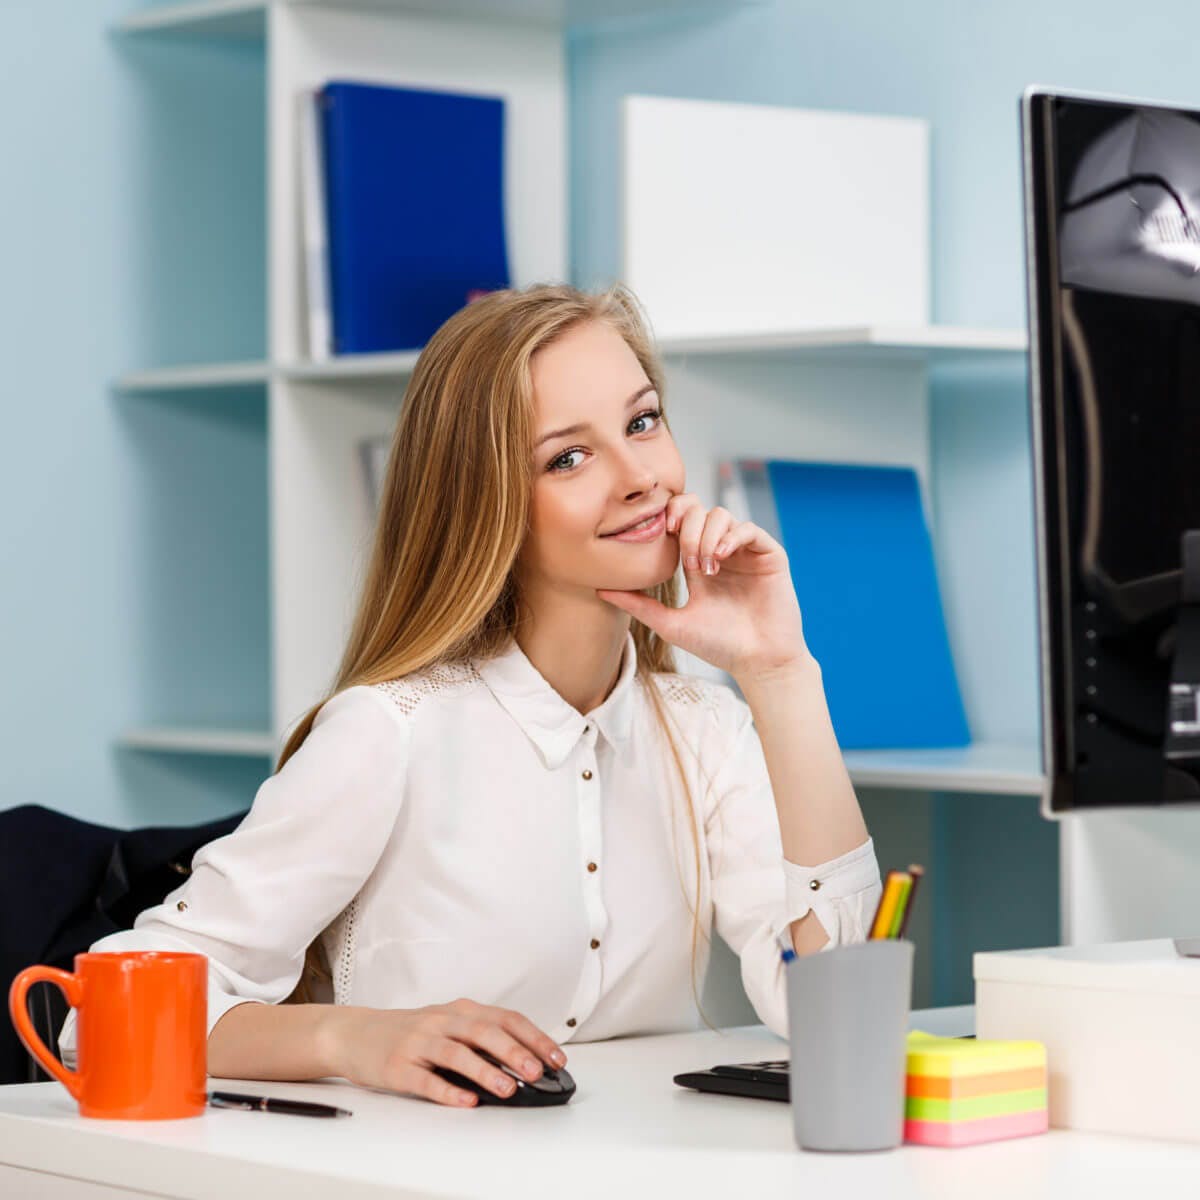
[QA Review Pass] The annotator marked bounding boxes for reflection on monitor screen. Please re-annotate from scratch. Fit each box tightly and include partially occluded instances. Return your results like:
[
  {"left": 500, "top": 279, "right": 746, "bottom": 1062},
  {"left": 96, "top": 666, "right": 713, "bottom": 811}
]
[{"left": 1023, "top": 88, "right": 1200, "bottom": 813}]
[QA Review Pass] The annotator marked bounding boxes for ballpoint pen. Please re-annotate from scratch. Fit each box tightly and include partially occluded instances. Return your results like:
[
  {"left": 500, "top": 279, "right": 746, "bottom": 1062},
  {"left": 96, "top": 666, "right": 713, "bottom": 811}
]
[{"left": 208, "top": 1090, "right": 353, "bottom": 1118}]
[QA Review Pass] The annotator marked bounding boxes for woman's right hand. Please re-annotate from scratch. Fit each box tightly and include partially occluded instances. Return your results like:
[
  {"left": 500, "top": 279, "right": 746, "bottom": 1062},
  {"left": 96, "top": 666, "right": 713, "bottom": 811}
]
[{"left": 328, "top": 997, "right": 568, "bottom": 1107}]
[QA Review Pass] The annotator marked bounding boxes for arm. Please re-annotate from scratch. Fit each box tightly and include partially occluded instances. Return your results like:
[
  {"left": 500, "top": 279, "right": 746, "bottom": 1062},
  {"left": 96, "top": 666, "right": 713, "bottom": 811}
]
[
  {"left": 208, "top": 999, "right": 349, "bottom": 1081},
  {"left": 736, "top": 654, "right": 872, "bottom": 955},
  {"left": 702, "top": 681, "right": 881, "bottom": 1039},
  {"left": 58, "top": 685, "right": 409, "bottom": 1076}
]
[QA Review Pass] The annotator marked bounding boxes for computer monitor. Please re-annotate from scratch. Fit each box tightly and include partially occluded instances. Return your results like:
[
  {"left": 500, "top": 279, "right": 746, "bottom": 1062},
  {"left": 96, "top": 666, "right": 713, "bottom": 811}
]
[{"left": 1022, "top": 86, "right": 1200, "bottom": 814}]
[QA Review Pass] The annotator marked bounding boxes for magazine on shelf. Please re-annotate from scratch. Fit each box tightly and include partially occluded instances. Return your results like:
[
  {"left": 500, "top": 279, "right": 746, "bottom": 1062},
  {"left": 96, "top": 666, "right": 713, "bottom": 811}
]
[
  {"left": 718, "top": 458, "right": 969, "bottom": 750},
  {"left": 318, "top": 80, "right": 511, "bottom": 354}
]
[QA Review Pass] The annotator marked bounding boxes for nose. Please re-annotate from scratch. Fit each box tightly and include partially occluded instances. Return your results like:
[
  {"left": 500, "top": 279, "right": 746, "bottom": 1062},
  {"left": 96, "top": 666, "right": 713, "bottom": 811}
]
[
  {"left": 615, "top": 444, "right": 656, "bottom": 500},
  {"left": 622, "top": 471, "right": 655, "bottom": 501}
]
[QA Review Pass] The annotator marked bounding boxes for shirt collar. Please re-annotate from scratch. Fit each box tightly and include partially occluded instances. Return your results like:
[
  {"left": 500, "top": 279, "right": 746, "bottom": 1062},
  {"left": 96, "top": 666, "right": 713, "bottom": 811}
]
[{"left": 473, "top": 631, "right": 639, "bottom": 769}]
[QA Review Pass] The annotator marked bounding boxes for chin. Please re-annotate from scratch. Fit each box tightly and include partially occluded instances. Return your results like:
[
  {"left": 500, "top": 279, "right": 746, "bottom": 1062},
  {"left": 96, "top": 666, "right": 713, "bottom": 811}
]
[{"left": 596, "top": 552, "right": 678, "bottom": 594}]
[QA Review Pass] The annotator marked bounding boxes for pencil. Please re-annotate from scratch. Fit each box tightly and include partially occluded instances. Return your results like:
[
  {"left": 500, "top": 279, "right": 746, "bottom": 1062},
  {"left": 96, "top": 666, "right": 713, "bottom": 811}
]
[
  {"left": 869, "top": 870, "right": 910, "bottom": 939},
  {"left": 895, "top": 864, "right": 924, "bottom": 939},
  {"left": 886, "top": 876, "right": 913, "bottom": 938}
]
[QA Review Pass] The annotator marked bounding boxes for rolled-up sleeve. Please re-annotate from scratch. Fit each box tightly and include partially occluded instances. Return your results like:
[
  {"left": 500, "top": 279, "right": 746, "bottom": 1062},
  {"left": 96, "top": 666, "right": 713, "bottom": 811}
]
[
  {"left": 704, "top": 688, "right": 883, "bottom": 1040},
  {"left": 58, "top": 685, "right": 409, "bottom": 1069}
]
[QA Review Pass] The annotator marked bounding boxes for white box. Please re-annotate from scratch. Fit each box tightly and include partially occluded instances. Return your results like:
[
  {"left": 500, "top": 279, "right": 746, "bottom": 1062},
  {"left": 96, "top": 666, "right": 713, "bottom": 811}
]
[
  {"left": 621, "top": 94, "right": 929, "bottom": 340},
  {"left": 974, "top": 938, "right": 1200, "bottom": 1143}
]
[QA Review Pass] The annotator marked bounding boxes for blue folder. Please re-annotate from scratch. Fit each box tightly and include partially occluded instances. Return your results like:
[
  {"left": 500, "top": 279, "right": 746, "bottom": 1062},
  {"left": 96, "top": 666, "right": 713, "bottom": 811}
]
[
  {"left": 319, "top": 81, "right": 511, "bottom": 354},
  {"left": 750, "top": 460, "right": 970, "bottom": 750}
]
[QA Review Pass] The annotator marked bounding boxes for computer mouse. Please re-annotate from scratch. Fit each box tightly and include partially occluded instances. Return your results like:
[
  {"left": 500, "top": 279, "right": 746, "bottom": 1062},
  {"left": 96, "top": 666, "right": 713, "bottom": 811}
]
[{"left": 431, "top": 1048, "right": 576, "bottom": 1107}]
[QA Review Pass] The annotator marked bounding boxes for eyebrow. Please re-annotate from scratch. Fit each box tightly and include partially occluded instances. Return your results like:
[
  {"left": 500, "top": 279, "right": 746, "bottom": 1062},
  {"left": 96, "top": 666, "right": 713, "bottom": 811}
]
[{"left": 534, "top": 383, "right": 658, "bottom": 449}]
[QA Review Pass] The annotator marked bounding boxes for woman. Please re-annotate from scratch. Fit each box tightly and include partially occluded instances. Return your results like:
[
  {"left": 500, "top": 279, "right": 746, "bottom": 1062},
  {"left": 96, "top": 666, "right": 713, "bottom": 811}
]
[{"left": 60, "top": 283, "right": 881, "bottom": 1107}]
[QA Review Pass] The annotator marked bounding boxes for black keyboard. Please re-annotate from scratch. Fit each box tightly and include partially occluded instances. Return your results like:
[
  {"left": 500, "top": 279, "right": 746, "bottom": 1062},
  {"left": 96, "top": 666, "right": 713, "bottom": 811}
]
[
  {"left": 673, "top": 1037, "right": 975, "bottom": 1103},
  {"left": 673, "top": 1058, "right": 791, "bottom": 1103}
]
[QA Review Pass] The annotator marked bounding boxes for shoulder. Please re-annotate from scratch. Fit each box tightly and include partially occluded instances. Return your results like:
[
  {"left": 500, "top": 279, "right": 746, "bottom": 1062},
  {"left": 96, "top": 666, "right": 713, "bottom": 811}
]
[
  {"left": 299, "top": 662, "right": 484, "bottom": 781},
  {"left": 367, "top": 659, "right": 485, "bottom": 725},
  {"left": 646, "top": 670, "right": 750, "bottom": 731}
]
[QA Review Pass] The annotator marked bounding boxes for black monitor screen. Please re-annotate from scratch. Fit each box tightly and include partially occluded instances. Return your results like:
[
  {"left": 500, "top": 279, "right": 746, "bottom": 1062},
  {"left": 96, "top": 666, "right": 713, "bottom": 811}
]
[{"left": 1023, "top": 88, "right": 1200, "bottom": 813}]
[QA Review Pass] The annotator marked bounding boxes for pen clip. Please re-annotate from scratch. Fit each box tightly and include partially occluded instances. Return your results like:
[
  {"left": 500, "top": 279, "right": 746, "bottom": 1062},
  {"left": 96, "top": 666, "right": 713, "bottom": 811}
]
[{"left": 207, "top": 1092, "right": 257, "bottom": 1111}]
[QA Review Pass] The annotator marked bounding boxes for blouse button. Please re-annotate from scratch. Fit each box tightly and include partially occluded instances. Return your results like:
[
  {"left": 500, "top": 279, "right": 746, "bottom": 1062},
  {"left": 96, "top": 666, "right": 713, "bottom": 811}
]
[
  {"left": 566, "top": 1018, "right": 577, "bottom": 1028},
  {"left": 590, "top": 938, "right": 600, "bottom": 950},
  {"left": 176, "top": 900, "right": 188, "bottom": 912},
  {"left": 809, "top": 879, "right": 822, "bottom": 891},
  {"left": 586, "top": 862, "right": 598, "bottom": 873},
  {"left": 582, "top": 769, "right": 593, "bottom": 781}
]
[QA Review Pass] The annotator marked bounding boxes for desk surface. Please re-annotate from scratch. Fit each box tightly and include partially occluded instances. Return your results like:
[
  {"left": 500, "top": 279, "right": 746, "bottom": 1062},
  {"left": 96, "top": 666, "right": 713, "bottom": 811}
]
[{"left": 2, "top": 1005, "right": 1200, "bottom": 1200}]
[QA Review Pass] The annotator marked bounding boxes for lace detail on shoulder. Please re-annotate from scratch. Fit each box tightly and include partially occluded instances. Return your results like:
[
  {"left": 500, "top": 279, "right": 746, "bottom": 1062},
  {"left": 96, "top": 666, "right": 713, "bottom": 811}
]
[
  {"left": 373, "top": 659, "right": 482, "bottom": 717},
  {"left": 652, "top": 672, "right": 725, "bottom": 716}
]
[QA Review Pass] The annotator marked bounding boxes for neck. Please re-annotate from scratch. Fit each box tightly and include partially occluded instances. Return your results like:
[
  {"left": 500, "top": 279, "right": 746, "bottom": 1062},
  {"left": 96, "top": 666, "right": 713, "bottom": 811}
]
[{"left": 515, "top": 586, "right": 632, "bottom": 716}]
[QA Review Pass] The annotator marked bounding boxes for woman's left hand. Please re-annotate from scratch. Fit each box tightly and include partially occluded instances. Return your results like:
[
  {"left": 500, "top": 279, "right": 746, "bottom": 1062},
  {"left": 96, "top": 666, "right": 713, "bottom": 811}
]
[{"left": 596, "top": 493, "right": 812, "bottom": 682}]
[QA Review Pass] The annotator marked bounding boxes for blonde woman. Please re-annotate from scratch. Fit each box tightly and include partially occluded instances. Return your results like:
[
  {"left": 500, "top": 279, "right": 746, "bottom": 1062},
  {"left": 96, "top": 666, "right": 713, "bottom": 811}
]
[{"left": 60, "top": 283, "right": 882, "bottom": 1107}]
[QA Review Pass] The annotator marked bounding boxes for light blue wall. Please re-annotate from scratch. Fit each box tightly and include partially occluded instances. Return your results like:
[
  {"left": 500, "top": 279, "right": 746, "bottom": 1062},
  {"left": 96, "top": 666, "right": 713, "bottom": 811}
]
[
  {"left": 1, "top": 4, "right": 269, "bottom": 831},
  {"left": 566, "top": 0, "right": 1200, "bottom": 1001},
  {"left": 8, "top": 0, "right": 1198, "bottom": 998}
]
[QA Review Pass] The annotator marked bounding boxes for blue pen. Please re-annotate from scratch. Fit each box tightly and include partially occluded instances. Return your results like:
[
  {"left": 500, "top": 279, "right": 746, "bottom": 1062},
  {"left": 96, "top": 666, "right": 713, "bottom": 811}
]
[{"left": 776, "top": 929, "right": 796, "bottom": 964}]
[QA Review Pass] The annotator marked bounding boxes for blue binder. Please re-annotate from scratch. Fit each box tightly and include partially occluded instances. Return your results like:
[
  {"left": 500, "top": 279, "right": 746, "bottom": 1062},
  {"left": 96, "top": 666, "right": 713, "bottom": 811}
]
[
  {"left": 737, "top": 460, "right": 970, "bottom": 750},
  {"left": 319, "top": 81, "right": 511, "bottom": 354}
]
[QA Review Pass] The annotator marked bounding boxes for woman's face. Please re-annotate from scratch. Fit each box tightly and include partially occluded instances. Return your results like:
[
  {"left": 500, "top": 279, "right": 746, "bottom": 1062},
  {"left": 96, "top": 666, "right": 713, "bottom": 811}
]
[{"left": 518, "top": 319, "right": 686, "bottom": 599}]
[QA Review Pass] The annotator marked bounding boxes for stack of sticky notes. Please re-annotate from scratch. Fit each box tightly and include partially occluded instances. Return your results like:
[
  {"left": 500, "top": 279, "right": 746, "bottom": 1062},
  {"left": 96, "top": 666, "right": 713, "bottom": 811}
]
[{"left": 904, "top": 1030, "right": 1049, "bottom": 1147}]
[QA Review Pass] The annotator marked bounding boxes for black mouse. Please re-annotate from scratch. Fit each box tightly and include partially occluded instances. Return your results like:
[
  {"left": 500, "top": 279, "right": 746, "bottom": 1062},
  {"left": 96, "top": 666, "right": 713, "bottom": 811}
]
[{"left": 431, "top": 1048, "right": 576, "bottom": 1107}]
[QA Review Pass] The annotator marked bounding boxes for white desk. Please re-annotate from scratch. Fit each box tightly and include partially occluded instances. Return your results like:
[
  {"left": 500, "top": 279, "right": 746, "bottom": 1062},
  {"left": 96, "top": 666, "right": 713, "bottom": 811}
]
[{"left": 2, "top": 1006, "right": 1199, "bottom": 1199}]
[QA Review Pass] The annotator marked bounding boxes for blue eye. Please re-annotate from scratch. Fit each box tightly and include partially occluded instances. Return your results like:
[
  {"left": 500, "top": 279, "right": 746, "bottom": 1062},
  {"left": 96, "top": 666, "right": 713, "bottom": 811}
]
[
  {"left": 548, "top": 448, "right": 585, "bottom": 473},
  {"left": 628, "top": 407, "right": 663, "bottom": 435},
  {"left": 545, "top": 407, "right": 664, "bottom": 474}
]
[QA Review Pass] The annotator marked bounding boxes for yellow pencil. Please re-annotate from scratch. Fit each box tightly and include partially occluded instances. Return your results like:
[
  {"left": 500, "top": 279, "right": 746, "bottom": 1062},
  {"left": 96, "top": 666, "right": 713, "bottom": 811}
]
[
  {"left": 869, "top": 870, "right": 911, "bottom": 939},
  {"left": 886, "top": 876, "right": 913, "bottom": 938},
  {"left": 896, "top": 864, "right": 924, "bottom": 939}
]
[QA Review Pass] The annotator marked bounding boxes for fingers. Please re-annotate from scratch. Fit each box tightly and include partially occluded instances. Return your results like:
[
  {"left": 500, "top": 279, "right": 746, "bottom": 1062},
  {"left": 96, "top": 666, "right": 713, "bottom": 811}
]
[
  {"left": 712, "top": 520, "right": 782, "bottom": 559},
  {"left": 664, "top": 492, "right": 702, "bottom": 535},
  {"left": 498, "top": 1007, "right": 568, "bottom": 1070},
  {"left": 410, "top": 1001, "right": 568, "bottom": 1108},
  {"left": 676, "top": 502, "right": 735, "bottom": 576},
  {"left": 449, "top": 1010, "right": 564, "bottom": 1082},
  {"left": 596, "top": 586, "right": 681, "bottom": 641},
  {"left": 698, "top": 509, "right": 736, "bottom": 573},
  {"left": 434, "top": 1036, "right": 522, "bottom": 1102}
]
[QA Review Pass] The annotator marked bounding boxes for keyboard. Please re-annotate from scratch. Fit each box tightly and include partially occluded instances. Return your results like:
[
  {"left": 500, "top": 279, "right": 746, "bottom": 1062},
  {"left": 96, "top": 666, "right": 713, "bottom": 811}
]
[
  {"left": 673, "top": 1037, "right": 976, "bottom": 1103},
  {"left": 672, "top": 1059, "right": 791, "bottom": 1103}
]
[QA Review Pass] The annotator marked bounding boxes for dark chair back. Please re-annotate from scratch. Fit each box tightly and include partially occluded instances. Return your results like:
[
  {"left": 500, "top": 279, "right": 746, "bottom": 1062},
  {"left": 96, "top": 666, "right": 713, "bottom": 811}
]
[{"left": 1, "top": 804, "right": 245, "bottom": 1084}]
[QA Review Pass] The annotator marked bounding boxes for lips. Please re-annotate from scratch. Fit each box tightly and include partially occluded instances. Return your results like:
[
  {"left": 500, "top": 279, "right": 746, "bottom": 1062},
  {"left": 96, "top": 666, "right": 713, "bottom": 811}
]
[{"left": 602, "top": 506, "right": 666, "bottom": 537}]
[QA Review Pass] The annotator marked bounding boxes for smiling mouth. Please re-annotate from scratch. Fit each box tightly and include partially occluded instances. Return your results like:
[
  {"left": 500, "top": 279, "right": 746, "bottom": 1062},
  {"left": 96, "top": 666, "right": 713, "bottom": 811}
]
[{"left": 602, "top": 508, "right": 665, "bottom": 537}]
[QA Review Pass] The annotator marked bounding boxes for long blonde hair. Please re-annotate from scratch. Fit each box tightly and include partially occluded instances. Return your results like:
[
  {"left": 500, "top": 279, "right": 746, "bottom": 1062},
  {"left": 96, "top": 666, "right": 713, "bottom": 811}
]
[{"left": 278, "top": 282, "right": 716, "bottom": 1030}]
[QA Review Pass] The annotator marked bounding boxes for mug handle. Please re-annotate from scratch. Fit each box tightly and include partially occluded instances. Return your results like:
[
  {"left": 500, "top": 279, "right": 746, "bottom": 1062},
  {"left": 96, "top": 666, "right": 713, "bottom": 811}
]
[{"left": 8, "top": 965, "right": 84, "bottom": 1098}]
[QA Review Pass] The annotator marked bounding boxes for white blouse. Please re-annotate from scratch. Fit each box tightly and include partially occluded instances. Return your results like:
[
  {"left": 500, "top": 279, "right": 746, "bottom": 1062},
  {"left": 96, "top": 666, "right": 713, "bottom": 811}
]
[{"left": 60, "top": 632, "right": 882, "bottom": 1069}]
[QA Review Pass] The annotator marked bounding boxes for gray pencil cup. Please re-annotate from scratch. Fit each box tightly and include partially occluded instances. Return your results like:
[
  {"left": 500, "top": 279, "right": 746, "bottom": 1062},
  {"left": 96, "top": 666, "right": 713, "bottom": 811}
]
[{"left": 785, "top": 938, "right": 913, "bottom": 1152}]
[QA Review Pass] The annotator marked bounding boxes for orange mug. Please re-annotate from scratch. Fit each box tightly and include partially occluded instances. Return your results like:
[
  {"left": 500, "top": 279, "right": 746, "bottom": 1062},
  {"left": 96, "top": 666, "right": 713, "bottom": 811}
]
[{"left": 9, "top": 950, "right": 207, "bottom": 1119}]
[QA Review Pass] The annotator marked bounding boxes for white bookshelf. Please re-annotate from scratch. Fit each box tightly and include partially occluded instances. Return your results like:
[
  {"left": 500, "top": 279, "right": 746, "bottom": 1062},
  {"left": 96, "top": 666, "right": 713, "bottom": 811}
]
[
  {"left": 113, "top": 0, "right": 1038, "bottom": 804},
  {"left": 113, "top": 327, "right": 1025, "bottom": 393},
  {"left": 280, "top": 350, "right": 422, "bottom": 380},
  {"left": 117, "top": 0, "right": 268, "bottom": 37},
  {"left": 843, "top": 743, "right": 1043, "bottom": 797},
  {"left": 658, "top": 324, "right": 1027, "bottom": 365},
  {"left": 116, "top": 0, "right": 760, "bottom": 37},
  {"left": 115, "top": 361, "right": 272, "bottom": 392},
  {"left": 119, "top": 726, "right": 278, "bottom": 758}
]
